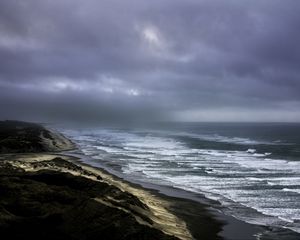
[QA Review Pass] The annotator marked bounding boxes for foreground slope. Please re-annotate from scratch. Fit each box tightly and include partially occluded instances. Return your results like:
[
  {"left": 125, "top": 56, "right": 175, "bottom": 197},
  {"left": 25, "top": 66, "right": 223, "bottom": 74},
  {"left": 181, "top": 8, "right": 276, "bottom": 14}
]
[{"left": 0, "top": 121, "right": 190, "bottom": 240}]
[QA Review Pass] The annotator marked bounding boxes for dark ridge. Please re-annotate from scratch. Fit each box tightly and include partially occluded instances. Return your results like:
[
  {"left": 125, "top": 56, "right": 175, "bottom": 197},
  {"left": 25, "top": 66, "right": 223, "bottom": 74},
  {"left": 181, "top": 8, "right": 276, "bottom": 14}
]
[
  {"left": 0, "top": 120, "right": 73, "bottom": 153},
  {"left": 0, "top": 120, "right": 46, "bottom": 153}
]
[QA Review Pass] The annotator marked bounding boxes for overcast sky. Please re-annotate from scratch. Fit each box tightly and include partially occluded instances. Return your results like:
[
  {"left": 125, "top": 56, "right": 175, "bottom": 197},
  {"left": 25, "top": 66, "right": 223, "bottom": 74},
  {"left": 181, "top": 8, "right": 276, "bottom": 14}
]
[{"left": 0, "top": 0, "right": 300, "bottom": 122}]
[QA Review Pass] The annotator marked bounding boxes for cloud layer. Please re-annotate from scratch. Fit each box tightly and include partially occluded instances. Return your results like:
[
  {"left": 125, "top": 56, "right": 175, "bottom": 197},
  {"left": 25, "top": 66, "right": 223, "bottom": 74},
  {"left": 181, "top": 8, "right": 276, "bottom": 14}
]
[{"left": 1, "top": 0, "right": 300, "bottom": 122}]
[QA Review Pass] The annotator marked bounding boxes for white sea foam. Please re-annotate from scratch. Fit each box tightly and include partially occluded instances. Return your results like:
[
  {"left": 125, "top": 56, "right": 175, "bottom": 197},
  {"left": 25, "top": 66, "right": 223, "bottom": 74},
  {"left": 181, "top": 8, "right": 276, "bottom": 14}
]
[
  {"left": 166, "top": 131, "right": 285, "bottom": 145},
  {"left": 247, "top": 148, "right": 256, "bottom": 153},
  {"left": 283, "top": 188, "right": 300, "bottom": 194}
]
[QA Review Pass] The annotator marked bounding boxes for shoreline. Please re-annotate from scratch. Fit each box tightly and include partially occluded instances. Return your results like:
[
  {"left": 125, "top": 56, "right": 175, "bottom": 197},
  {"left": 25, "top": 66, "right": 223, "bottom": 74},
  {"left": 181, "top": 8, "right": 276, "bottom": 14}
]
[
  {"left": 68, "top": 150, "right": 300, "bottom": 240},
  {"left": 0, "top": 152, "right": 193, "bottom": 240},
  {"left": 65, "top": 151, "right": 266, "bottom": 240}
]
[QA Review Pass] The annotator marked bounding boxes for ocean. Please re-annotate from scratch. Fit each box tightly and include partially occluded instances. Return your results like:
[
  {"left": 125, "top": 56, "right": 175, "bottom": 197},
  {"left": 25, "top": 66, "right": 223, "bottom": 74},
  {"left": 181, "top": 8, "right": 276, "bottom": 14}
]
[{"left": 61, "top": 122, "right": 300, "bottom": 238}]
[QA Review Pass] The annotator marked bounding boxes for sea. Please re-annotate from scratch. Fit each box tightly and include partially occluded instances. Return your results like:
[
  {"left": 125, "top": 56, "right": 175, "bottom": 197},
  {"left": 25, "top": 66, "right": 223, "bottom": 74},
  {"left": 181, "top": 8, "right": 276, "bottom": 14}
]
[{"left": 60, "top": 122, "right": 300, "bottom": 239}]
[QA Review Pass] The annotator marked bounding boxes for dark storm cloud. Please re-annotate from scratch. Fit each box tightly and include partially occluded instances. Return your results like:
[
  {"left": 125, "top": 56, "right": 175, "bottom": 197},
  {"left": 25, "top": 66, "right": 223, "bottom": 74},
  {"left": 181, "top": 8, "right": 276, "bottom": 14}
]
[{"left": 0, "top": 0, "right": 300, "bottom": 122}]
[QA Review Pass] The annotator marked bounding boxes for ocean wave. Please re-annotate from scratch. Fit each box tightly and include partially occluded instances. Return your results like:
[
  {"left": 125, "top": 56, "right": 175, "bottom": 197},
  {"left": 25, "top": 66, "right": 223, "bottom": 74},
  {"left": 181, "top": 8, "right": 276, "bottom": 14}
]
[
  {"left": 283, "top": 188, "right": 300, "bottom": 194},
  {"left": 169, "top": 131, "right": 287, "bottom": 145}
]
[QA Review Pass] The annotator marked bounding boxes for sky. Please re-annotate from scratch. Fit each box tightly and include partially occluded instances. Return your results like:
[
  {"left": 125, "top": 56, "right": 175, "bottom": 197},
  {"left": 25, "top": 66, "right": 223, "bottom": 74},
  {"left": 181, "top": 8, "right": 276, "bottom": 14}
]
[{"left": 0, "top": 0, "right": 300, "bottom": 123}]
